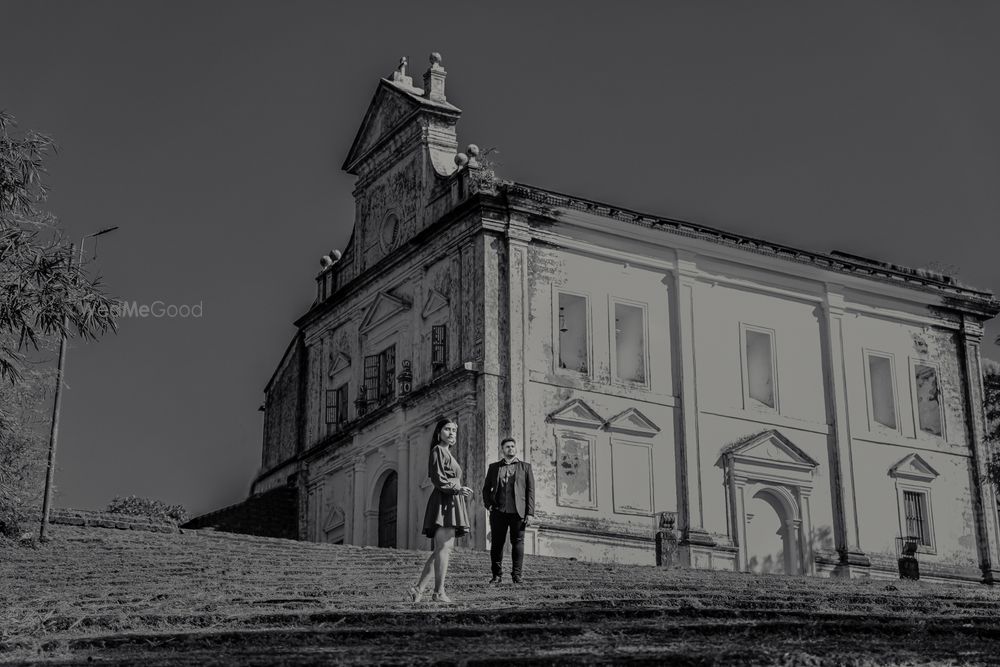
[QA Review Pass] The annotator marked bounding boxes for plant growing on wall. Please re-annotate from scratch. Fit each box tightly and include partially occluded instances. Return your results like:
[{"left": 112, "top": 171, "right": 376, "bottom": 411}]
[{"left": 982, "top": 358, "right": 1000, "bottom": 498}]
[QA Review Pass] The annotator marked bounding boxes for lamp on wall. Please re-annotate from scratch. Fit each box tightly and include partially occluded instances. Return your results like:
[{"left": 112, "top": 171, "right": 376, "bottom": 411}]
[{"left": 559, "top": 306, "right": 568, "bottom": 333}]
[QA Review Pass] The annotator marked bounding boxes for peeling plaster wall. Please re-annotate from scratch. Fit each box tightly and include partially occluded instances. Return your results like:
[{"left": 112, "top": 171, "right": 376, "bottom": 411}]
[
  {"left": 692, "top": 280, "right": 833, "bottom": 545},
  {"left": 841, "top": 307, "right": 978, "bottom": 568},
  {"left": 523, "top": 243, "right": 677, "bottom": 561}
]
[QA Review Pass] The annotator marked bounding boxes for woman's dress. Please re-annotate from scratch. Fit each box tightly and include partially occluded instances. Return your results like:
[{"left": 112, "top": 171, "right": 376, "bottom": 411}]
[{"left": 421, "top": 444, "right": 471, "bottom": 539}]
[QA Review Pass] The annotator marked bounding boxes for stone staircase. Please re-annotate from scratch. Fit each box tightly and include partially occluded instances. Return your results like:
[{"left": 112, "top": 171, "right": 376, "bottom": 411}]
[{"left": 3, "top": 525, "right": 1000, "bottom": 665}]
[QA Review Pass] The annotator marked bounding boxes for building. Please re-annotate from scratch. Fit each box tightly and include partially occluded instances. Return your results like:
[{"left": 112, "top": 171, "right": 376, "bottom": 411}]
[{"left": 251, "top": 54, "right": 1000, "bottom": 583}]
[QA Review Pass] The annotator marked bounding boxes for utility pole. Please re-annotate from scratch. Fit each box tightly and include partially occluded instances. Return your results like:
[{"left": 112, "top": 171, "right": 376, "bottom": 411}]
[{"left": 39, "top": 226, "right": 119, "bottom": 541}]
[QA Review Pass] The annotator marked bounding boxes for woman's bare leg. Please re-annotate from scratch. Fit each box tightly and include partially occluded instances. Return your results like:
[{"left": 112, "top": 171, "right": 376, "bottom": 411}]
[
  {"left": 415, "top": 552, "right": 434, "bottom": 594},
  {"left": 432, "top": 526, "right": 456, "bottom": 594}
]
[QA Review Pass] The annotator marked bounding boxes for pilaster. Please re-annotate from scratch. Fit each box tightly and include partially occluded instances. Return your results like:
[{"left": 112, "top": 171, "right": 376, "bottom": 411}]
[
  {"left": 959, "top": 315, "right": 1000, "bottom": 583},
  {"left": 396, "top": 438, "right": 411, "bottom": 548},
  {"left": 352, "top": 455, "right": 367, "bottom": 545},
  {"left": 674, "top": 250, "right": 712, "bottom": 551},
  {"left": 821, "top": 285, "right": 868, "bottom": 573}
]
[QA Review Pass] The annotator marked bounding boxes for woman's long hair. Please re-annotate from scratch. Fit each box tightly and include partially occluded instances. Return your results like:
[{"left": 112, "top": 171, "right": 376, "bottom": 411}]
[{"left": 431, "top": 417, "right": 457, "bottom": 448}]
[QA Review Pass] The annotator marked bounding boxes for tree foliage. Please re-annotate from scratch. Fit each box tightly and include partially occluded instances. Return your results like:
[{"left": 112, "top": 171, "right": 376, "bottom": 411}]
[
  {"left": 0, "top": 110, "right": 117, "bottom": 384},
  {"left": 106, "top": 495, "right": 188, "bottom": 524},
  {"left": 0, "top": 112, "right": 117, "bottom": 537},
  {"left": 0, "top": 349, "right": 54, "bottom": 537},
  {"left": 983, "top": 359, "right": 1000, "bottom": 499}
]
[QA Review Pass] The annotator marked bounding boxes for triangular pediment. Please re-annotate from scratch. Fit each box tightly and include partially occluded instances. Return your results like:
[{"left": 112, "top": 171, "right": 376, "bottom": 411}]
[
  {"left": 323, "top": 506, "right": 345, "bottom": 533},
  {"left": 548, "top": 399, "right": 604, "bottom": 429},
  {"left": 360, "top": 291, "right": 410, "bottom": 334},
  {"left": 421, "top": 289, "right": 450, "bottom": 319},
  {"left": 328, "top": 352, "right": 351, "bottom": 378},
  {"left": 343, "top": 77, "right": 461, "bottom": 175},
  {"left": 343, "top": 83, "right": 420, "bottom": 174},
  {"left": 723, "top": 430, "right": 819, "bottom": 468},
  {"left": 889, "top": 453, "right": 939, "bottom": 482},
  {"left": 605, "top": 407, "right": 660, "bottom": 437}
]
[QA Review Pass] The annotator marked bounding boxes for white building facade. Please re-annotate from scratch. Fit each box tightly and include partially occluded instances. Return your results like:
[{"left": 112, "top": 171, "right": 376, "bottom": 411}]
[{"left": 254, "top": 55, "right": 1000, "bottom": 583}]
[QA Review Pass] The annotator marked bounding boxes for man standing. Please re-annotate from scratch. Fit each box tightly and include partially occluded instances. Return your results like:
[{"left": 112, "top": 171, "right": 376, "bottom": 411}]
[{"left": 482, "top": 437, "right": 535, "bottom": 584}]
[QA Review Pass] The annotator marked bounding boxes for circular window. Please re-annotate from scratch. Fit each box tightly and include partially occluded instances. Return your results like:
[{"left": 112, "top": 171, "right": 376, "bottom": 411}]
[{"left": 380, "top": 212, "right": 400, "bottom": 252}]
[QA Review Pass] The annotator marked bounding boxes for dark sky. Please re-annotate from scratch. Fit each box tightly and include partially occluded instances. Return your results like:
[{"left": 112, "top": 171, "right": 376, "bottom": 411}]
[{"left": 2, "top": 1, "right": 998, "bottom": 516}]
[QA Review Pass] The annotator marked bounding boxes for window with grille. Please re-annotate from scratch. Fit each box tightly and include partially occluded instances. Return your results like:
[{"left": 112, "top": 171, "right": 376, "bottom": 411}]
[
  {"left": 432, "top": 325, "right": 447, "bottom": 369},
  {"left": 363, "top": 345, "right": 396, "bottom": 407},
  {"left": 903, "top": 490, "right": 930, "bottom": 546},
  {"left": 363, "top": 353, "right": 380, "bottom": 404},
  {"left": 325, "top": 384, "right": 348, "bottom": 426}
]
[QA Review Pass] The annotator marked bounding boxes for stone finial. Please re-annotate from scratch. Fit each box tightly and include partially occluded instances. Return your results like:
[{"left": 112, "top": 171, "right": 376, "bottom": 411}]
[
  {"left": 423, "top": 52, "right": 447, "bottom": 103},
  {"left": 454, "top": 153, "right": 469, "bottom": 168},
  {"left": 466, "top": 144, "right": 480, "bottom": 168},
  {"left": 390, "top": 55, "right": 413, "bottom": 88}
]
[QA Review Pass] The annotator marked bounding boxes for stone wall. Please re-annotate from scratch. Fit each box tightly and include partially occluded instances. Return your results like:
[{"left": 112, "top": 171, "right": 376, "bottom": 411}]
[
  {"left": 48, "top": 508, "right": 179, "bottom": 533},
  {"left": 182, "top": 485, "right": 298, "bottom": 540}
]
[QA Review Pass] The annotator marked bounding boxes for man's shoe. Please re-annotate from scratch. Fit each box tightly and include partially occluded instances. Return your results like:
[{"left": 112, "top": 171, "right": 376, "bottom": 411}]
[
  {"left": 511, "top": 577, "right": 523, "bottom": 585},
  {"left": 489, "top": 576, "right": 502, "bottom": 585}
]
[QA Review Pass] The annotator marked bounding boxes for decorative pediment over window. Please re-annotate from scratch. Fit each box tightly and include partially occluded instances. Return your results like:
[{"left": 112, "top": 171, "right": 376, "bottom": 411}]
[
  {"left": 548, "top": 399, "right": 604, "bottom": 429},
  {"left": 889, "top": 453, "right": 939, "bottom": 482},
  {"left": 721, "top": 429, "right": 819, "bottom": 477},
  {"left": 328, "top": 352, "right": 351, "bottom": 378},
  {"left": 605, "top": 407, "right": 660, "bottom": 437},
  {"left": 324, "top": 506, "right": 346, "bottom": 533},
  {"left": 421, "top": 289, "right": 449, "bottom": 319},
  {"left": 359, "top": 291, "right": 411, "bottom": 334}
]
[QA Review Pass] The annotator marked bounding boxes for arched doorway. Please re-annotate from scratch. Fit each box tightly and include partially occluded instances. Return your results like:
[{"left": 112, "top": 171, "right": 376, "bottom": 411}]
[
  {"left": 745, "top": 489, "right": 794, "bottom": 574},
  {"left": 722, "top": 430, "right": 818, "bottom": 576},
  {"left": 377, "top": 471, "right": 398, "bottom": 548}
]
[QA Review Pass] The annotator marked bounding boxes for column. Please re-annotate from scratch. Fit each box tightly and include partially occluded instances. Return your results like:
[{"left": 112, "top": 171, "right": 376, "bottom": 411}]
[
  {"left": 799, "top": 492, "right": 815, "bottom": 575},
  {"left": 959, "top": 315, "right": 1000, "bottom": 582},
  {"left": 820, "top": 286, "right": 868, "bottom": 571}
]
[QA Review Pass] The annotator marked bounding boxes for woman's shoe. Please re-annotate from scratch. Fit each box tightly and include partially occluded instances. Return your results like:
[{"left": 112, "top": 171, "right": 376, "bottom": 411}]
[
  {"left": 408, "top": 586, "right": 424, "bottom": 603},
  {"left": 431, "top": 592, "right": 453, "bottom": 604}
]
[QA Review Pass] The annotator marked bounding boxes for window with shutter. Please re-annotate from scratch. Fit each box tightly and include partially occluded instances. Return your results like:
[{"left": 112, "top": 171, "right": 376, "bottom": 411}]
[
  {"left": 363, "top": 354, "right": 380, "bottom": 404},
  {"left": 432, "top": 325, "right": 447, "bottom": 369}
]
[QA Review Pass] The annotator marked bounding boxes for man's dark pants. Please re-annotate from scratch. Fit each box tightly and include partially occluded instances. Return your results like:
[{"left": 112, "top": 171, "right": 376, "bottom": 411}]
[{"left": 489, "top": 510, "right": 525, "bottom": 580}]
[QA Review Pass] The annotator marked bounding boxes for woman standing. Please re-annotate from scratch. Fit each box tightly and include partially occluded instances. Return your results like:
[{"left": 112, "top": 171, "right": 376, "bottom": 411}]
[{"left": 409, "top": 418, "right": 473, "bottom": 603}]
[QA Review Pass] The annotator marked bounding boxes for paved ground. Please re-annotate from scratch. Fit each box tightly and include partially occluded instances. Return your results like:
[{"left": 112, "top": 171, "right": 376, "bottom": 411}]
[{"left": 3, "top": 525, "right": 1000, "bottom": 665}]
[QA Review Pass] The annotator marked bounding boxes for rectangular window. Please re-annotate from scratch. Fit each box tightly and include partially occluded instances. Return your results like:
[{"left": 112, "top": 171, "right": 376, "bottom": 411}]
[
  {"left": 431, "top": 325, "right": 447, "bottom": 369},
  {"left": 325, "top": 388, "right": 338, "bottom": 425},
  {"left": 324, "top": 383, "right": 348, "bottom": 426},
  {"left": 557, "top": 293, "right": 588, "bottom": 374},
  {"left": 914, "top": 363, "right": 943, "bottom": 436},
  {"left": 868, "top": 353, "right": 897, "bottom": 429},
  {"left": 614, "top": 302, "right": 646, "bottom": 384},
  {"left": 744, "top": 327, "right": 776, "bottom": 409},
  {"left": 903, "top": 490, "right": 930, "bottom": 546},
  {"left": 363, "top": 353, "right": 380, "bottom": 404}
]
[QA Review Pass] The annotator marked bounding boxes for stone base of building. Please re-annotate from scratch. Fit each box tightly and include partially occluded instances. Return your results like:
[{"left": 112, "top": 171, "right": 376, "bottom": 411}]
[
  {"left": 672, "top": 529, "right": 738, "bottom": 571},
  {"left": 528, "top": 524, "right": 656, "bottom": 565}
]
